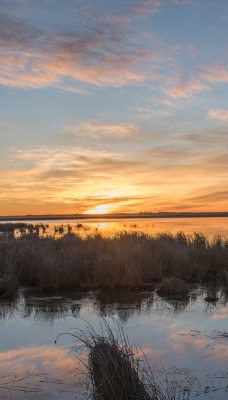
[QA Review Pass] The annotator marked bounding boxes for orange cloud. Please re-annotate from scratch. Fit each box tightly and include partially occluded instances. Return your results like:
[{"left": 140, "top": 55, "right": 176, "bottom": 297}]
[{"left": 0, "top": 135, "right": 228, "bottom": 215}]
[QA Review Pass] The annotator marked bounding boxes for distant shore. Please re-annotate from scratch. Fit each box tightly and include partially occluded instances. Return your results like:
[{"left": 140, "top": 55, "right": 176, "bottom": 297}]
[{"left": 0, "top": 211, "right": 228, "bottom": 222}]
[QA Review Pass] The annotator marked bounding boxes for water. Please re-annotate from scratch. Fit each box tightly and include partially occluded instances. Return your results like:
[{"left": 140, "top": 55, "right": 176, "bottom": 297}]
[
  {"left": 1, "top": 217, "right": 228, "bottom": 399},
  {"left": 0, "top": 287, "right": 227, "bottom": 399},
  {"left": 6, "top": 216, "right": 228, "bottom": 239}
]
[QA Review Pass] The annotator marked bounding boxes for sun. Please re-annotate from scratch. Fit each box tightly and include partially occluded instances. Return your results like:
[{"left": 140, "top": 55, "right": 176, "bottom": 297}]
[{"left": 85, "top": 205, "right": 112, "bottom": 215}]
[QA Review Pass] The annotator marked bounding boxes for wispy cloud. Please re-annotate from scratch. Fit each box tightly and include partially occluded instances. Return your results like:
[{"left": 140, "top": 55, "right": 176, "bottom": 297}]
[
  {"left": 0, "top": 10, "right": 40, "bottom": 48},
  {"left": 0, "top": 146, "right": 150, "bottom": 214},
  {"left": 208, "top": 109, "right": 228, "bottom": 122},
  {"left": 181, "top": 128, "right": 228, "bottom": 148},
  {"left": 131, "top": 0, "right": 162, "bottom": 16},
  {"left": 188, "top": 189, "right": 228, "bottom": 204},
  {"left": 58, "top": 121, "right": 141, "bottom": 141},
  {"left": 163, "top": 76, "right": 209, "bottom": 99},
  {"left": 0, "top": 9, "right": 160, "bottom": 90},
  {"left": 130, "top": 0, "right": 193, "bottom": 17},
  {"left": 201, "top": 65, "right": 228, "bottom": 84},
  {"left": 1, "top": 132, "right": 227, "bottom": 214},
  {"left": 169, "top": 0, "right": 193, "bottom": 4}
]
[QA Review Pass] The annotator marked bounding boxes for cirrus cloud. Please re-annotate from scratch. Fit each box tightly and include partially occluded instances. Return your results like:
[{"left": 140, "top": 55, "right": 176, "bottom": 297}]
[
  {"left": 163, "top": 76, "right": 209, "bottom": 99},
  {"left": 208, "top": 109, "right": 228, "bottom": 122},
  {"left": 0, "top": 9, "right": 160, "bottom": 90}
]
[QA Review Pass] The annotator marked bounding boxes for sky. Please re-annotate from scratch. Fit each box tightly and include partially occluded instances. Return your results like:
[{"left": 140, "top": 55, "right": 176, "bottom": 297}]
[{"left": 0, "top": 0, "right": 228, "bottom": 215}]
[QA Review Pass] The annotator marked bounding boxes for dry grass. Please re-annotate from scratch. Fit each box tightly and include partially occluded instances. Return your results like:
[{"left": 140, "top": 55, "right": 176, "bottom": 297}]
[
  {"left": 89, "top": 339, "right": 152, "bottom": 400},
  {"left": 55, "top": 318, "right": 186, "bottom": 400},
  {"left": 0, "top": 273, "right": 18, "bottom": 298},
  {"left": 0, "top": 231, "right": 228, "bottom": 293},
  {"left": 157, "top": 277, "right": 188, "bottom": 296}
]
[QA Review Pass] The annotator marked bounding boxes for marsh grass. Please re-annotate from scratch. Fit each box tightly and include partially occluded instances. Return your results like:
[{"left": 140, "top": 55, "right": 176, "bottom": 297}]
[
  {"left": 55, "top": 318, "right": 187, "bottom": 400},
  {"left": 0, "top": 231, "right": 227, "bottom": 292},
  {"left": 157, "top": 277, "right": 188, "bottom": 296},
  {"left": 0, "top": 272, "right": 18, "bottom": 298}
]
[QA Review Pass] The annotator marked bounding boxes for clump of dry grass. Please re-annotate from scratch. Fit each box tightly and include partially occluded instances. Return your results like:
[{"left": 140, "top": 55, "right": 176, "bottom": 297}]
[
  {"left": 55, "top": 318, "right": 187, "bottom": 400},
  {"left": 157, "top": 277, "right": 188, "bottom": 296},
  {"left": 89, "top": 338, "right": 152, "bottom": 400}
]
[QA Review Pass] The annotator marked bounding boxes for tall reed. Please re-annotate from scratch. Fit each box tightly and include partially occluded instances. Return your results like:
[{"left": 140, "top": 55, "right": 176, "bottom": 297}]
[{"left": 0, "top": 231, "right": 227, "bottom": 293}]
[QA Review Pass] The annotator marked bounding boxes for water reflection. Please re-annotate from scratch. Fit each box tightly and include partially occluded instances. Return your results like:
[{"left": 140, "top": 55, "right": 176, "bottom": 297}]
[
  {"left": 2, "top": 216, "right": 227, "bottom": 239},
  {"left": 0, "top": 345, "right": 85, "bottom": 399},
  {"left": 1, "top": 286, "right": 227, "bottom": 324},
  {"left": 0, "top": 287, "right": 227, "bottom": 399},
  {"left": 93, "top": 289, "right": 155, "bottom": 322},
  {"left": 0, "top": 296, "right": 19, "bottom": 320}
]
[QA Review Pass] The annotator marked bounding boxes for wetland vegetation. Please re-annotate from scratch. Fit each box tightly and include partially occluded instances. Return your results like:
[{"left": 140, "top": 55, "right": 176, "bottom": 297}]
[{"left": 0, "top": 224, "right": 228, "bottom": 297}]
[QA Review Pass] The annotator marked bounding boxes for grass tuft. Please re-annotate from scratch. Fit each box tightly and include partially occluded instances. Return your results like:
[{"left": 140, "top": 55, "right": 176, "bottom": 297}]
[
  {"left": 157, "top": 277, "right": 188, "bottom": 296},
  {"left": 56, "top": 318, "right": 187, "bottom": 400}
]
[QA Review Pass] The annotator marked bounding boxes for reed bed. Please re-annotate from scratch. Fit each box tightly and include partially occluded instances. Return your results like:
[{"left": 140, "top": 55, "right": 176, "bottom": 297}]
[{"left": 0, "top": 231, "right": 228, "bottom": 295}]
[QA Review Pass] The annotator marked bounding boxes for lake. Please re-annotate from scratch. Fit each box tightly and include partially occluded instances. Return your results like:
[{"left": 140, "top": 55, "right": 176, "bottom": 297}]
[
  {"left": 0, "top": 286, "right": 227, "bottom": 399},
  {"left": 7, "top": 216, "right": 228, "bottom": 239},
  {"left": 1, "top": 217, "right": 228, "bottom": 399}
]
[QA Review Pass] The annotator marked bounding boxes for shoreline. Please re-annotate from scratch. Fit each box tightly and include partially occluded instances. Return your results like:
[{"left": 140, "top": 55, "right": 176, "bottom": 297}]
[{"left": 1, "top": 211, "right": 228, "bottom": 222}]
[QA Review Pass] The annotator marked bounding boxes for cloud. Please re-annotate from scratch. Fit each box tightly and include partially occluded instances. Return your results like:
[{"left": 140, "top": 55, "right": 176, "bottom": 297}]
[
  {"left": 0, "top": 9, "right": 160, "bottom": 90},
  {"left": 208, "top": 109, "right": 228, "bottom": 122},
  {"left": 146, "top": 146, "right": 193, "bottom": 164},
  {"left": 163, "top": 76, "right": 209, "bottom": 99},
  {"left": 1, "top": 127, "right": 227, "bottom": 215},
  {"left": 58, "top": 121, "right": 141, "bottom": 140},
  {"left": 131, "top": 0, "right": 162, "bottom": 16},
  {"left": 181, "top": 128, "right": 228, "bottom": 148},
  {"left": 169, "top": 0, "right": 193, "bottom": 4},
  {"left": 160, "top": 62, "right": 228, "bottom": 101},
  {"left": 0, "top": 10, "right": 41, "bottom": 48},
  {"left": 201, "top": 65, "right": 228, "bottom": 84},
  {"left": 187, "top": 189, "right": 228, "bottom": 205},
  {"left": 0, "top": 146, "right": 150, "bottom": 214},
  {"left": 130, "top": 0, "right": 193, "bottom": 17}
]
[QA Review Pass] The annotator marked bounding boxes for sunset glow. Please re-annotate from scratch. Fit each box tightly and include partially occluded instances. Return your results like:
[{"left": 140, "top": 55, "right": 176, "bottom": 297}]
[
  {"left": 0, "top": 0, "right": 227, "bottom": 215},
  {"left": 85, "top": 205, "right": 113, "bottom": 215}
]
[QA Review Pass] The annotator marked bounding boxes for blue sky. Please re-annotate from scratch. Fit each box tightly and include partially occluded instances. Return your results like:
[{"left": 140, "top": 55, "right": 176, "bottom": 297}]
[{"left": 0, "top": 0, "right": 228, "bottom": 215}]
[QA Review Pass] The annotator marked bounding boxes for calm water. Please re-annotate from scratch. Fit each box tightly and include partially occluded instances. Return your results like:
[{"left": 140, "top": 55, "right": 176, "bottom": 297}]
[
  {"left": 8, "top": 216, "right": 228, "bottom": 239},
  {"left": 0, "top": 287, "right": 227, "bottom": 399}
]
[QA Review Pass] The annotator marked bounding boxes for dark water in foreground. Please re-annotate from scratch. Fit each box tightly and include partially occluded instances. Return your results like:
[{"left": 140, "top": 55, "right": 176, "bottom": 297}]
[{"left": 0, "top": 287, "right": 227, "bottom": 399}]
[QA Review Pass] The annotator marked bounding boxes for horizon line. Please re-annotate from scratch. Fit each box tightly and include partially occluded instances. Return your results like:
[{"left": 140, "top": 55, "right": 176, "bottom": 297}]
[{"left": 1, "top": 211, "right": 228, "bottom": 222}]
